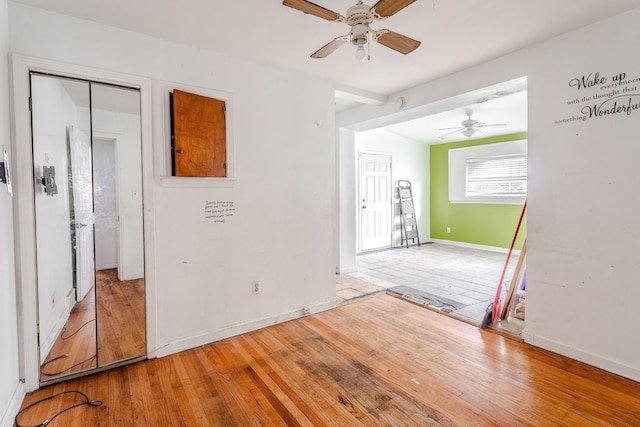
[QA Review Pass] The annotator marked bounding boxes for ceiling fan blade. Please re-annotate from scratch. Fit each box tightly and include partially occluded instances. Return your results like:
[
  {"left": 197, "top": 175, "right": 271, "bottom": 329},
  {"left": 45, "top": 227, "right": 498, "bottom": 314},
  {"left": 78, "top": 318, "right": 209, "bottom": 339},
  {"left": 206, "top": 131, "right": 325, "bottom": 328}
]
[
  {"left": 371, "top": 0, "right": 417, "bottom": 18},
  {"left": 476, "top": 123, "right": 507, "bottom": 128},
  {"left": 438, "top": 128, "right": 464, "bottom": 138},
  {"left": 438, "top": 126, "right": 464, "bottom": 131},
  {"left": 311, "top": 35, "right": 349, "bottom": 58},
  {"left": 374, "top": 30, "right": 420, "bottom": 55},
  {"left": 282, "top": 0, "right": 342, "bottom": 21}
]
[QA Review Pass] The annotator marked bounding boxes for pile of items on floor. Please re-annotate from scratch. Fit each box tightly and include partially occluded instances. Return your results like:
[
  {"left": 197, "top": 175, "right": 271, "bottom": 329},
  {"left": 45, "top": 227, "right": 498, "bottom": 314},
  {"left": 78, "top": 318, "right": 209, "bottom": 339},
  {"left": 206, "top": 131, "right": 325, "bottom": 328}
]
[{"left": 511, "top": 268, "right": 526, "bottom": 320}]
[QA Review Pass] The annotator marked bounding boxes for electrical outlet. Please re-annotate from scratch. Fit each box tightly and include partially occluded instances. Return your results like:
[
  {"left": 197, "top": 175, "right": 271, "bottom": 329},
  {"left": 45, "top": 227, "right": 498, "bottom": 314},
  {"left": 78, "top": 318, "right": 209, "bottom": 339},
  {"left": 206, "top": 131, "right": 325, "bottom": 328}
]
[
  {"left": 252, "top": 281, "right": 260, "bottom": 294},
  {"left": 446, "top": 227, "right": 451, "bottom": 233}
]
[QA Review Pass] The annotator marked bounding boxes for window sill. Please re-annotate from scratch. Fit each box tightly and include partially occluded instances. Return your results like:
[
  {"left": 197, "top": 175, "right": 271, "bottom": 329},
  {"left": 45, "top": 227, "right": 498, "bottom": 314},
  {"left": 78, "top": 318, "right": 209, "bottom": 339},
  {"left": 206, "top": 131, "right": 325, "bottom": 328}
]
[
  {"left": 450, "top": 197, "right": 526, "bottom": 205},
  {"left": 159, "top": 176, "right": 237, "bottom": 188}
]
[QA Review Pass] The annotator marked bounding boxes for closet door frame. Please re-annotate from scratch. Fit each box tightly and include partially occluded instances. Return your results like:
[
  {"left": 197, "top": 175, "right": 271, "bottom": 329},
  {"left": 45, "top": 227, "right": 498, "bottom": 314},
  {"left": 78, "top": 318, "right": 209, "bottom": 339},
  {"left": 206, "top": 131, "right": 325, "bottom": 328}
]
[{"left": 11, "top": 54, "right": 156, "bottom": 392}]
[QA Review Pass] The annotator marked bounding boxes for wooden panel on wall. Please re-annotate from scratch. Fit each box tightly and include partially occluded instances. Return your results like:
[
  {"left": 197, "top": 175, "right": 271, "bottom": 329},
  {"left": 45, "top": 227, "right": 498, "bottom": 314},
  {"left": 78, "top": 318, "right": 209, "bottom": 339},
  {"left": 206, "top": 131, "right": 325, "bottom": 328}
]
[{"left": 173, "top": 89, "right": 226, "bottom": 177}]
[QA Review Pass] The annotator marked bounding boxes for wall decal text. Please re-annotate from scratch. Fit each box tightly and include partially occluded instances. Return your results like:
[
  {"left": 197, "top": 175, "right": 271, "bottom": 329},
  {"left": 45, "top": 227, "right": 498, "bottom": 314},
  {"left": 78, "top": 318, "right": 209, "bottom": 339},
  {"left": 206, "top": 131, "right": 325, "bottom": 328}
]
[{"left": 555, "top": 71, "right": 640, "bottom": 125}]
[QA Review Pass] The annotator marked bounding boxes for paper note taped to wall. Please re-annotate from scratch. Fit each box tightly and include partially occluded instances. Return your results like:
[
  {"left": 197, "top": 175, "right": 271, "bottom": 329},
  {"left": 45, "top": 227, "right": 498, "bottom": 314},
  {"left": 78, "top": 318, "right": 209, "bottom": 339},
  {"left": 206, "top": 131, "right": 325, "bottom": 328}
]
[{"left": 204, "top": 200, "right": 235, "bottom": 223}]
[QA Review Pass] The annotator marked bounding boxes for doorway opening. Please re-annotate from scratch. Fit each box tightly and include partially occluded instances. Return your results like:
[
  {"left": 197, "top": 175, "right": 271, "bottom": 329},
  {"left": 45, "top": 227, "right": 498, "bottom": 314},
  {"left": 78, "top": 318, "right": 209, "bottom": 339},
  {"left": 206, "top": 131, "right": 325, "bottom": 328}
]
[{"left": 339, "top": 77, "right": 528, "bottom": 335}]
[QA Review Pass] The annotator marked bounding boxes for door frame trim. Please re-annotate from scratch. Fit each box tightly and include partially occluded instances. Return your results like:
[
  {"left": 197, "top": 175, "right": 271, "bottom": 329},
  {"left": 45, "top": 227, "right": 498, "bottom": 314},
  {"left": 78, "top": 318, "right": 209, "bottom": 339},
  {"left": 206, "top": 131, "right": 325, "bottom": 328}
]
[
  {"left": 356, "top": 150, "right": 393, "bottom": 253},
  {"left": 11, "top": 54, "right": 156, "bottom": 391}
]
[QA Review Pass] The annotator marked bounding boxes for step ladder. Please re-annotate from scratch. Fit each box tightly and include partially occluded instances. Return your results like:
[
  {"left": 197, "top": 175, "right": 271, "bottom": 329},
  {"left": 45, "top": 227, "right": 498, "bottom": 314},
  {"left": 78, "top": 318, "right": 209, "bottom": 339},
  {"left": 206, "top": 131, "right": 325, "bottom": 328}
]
[{"left": 396, "top": 180, "right": 420, "bottom": 248}]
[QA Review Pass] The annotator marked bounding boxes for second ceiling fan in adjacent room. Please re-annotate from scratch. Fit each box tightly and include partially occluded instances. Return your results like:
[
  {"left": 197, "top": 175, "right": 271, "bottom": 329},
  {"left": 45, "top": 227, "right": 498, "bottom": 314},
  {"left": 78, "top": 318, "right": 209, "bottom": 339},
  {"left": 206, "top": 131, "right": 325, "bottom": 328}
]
[{"left": 439, "top": 108, "right": 507, "bottom": 139}]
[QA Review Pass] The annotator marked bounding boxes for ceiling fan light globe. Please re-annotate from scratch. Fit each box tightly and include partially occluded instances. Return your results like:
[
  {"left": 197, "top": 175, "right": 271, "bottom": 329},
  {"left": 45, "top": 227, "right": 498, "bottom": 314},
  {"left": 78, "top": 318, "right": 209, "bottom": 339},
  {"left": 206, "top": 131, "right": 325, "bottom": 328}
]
[
  {"left": 355, "top": 44, "right": 367, "bottom": 61},
  {"left": 461, "top": 128, "right": 476, "bottom": 138}
]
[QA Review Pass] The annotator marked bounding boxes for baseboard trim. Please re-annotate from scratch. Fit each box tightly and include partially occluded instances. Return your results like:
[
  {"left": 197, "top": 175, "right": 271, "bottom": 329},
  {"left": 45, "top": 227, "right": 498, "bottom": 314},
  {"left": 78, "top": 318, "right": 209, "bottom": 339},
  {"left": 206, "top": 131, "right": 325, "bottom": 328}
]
[
  {"left": 337, "top": 266, "right": 357, "bottom": 274},
  {"left": 40, "top": 301, "right": 74, "bottom": 364},
  {"left": 522, "top": 331, "right": 640, "bottom": 382},
  {"left": 154, "top": 300, "right": 337, "bottom": 358},
  {"left": 0, "top": 381, "right": 25, "bottom": 427},
  {"left": 429, "top": 239, "right": 521, "bottom": 255}
]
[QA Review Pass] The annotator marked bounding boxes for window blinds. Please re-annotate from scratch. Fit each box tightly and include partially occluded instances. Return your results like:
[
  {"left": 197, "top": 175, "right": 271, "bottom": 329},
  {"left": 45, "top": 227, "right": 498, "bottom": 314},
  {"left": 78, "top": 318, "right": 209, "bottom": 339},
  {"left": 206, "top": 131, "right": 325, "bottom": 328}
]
[{"left": 466, "top": 154, "right": 527, "bottom": 197}]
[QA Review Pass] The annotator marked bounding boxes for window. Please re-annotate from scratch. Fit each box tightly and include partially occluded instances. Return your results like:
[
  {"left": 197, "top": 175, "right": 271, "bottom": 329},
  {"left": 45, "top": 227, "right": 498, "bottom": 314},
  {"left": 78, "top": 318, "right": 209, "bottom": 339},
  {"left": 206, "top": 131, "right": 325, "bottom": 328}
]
[
  {"left": 466, "top": 154, "right": 527, "bottom": 198},
  {"left": 449, "top": 140, "right": 527, "bottom": 204}
]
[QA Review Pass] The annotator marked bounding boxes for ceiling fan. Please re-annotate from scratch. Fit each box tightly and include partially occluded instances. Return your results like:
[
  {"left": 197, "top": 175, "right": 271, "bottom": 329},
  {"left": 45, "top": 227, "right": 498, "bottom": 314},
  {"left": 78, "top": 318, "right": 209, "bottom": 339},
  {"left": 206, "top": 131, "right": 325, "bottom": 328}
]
[
  {"left": 439, "top": 108, "right": 507, "bottom": 139},
  {"left": 282, "top": 0, "right": 420, "bottom": 61}
]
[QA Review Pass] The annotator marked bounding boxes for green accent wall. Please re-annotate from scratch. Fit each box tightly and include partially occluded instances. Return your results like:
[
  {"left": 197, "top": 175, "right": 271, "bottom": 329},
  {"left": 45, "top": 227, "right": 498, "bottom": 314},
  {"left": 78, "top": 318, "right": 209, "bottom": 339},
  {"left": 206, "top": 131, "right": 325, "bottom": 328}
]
[{"left": 430, "top": 133, "right": 527, "bottom": 249}]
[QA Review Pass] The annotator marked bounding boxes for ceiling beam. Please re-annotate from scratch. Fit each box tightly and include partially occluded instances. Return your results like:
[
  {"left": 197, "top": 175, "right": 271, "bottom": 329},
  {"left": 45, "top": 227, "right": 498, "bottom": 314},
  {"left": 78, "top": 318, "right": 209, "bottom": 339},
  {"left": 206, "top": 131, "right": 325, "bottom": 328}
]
[{"left": 334, "top": 86, "right": 388, "bottom": 106}]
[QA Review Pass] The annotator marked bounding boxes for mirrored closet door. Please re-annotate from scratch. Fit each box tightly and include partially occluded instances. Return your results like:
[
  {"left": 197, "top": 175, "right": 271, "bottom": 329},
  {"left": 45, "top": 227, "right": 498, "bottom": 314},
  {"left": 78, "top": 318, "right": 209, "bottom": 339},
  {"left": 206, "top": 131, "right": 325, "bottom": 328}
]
[{"left": 30, "top": 73, "right": 145, "bottom": 384}]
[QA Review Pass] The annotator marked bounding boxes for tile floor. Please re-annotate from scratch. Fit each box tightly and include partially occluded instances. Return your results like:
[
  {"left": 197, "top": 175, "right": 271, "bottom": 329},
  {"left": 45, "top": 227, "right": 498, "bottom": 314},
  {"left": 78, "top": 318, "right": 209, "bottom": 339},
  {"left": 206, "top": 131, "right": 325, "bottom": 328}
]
[{"left": 336, "top": 242, "right": 525, "bottom": 334}]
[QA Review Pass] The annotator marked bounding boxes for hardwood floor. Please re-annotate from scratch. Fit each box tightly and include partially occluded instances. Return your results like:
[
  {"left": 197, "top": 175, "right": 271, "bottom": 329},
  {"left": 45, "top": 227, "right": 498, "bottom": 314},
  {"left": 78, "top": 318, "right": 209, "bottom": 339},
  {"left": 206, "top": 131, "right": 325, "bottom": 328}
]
[
  {"left": 40, "top": 286, "right": 97, "bottom": 379},
  {"left": 39, "top": 269, "right": 145, "bottom": 382},
  {"left": 20, "top": 294, "right": 640, "bottom": 426},
  {"left": 96, "top": 269, "right": 146, "bottom": 365}
]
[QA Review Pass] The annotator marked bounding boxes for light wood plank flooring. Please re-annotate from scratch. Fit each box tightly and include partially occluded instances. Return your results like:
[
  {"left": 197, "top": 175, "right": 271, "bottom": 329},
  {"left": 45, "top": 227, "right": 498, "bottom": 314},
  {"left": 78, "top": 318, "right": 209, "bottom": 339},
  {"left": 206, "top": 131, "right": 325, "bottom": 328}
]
[
  {"left": 40, "top": 285, "right": 97, "bottom": 379},
  {"left": 20, "top": 294, "right": 640, "bottom": 426},
  {"left": 96, "top": 269, "right": 146, "bottom": 365},
  {"left": 40, "top": 269, "right": 145, "bottom": 382}
]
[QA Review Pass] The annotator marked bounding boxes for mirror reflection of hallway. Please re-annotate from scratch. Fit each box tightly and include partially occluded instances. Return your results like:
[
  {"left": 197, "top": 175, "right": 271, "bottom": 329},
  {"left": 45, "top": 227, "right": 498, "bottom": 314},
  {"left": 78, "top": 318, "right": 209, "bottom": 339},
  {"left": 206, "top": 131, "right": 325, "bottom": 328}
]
[{"left": 30, "top": 73, "right": 146, "bottom": 384}]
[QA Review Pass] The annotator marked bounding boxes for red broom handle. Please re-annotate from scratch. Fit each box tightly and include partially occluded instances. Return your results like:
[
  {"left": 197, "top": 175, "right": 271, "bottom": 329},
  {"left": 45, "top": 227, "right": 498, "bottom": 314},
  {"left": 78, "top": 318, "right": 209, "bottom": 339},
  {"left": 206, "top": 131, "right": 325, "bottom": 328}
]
[{"left": 492, "top": 200, "right": 527, "bottom": 324}]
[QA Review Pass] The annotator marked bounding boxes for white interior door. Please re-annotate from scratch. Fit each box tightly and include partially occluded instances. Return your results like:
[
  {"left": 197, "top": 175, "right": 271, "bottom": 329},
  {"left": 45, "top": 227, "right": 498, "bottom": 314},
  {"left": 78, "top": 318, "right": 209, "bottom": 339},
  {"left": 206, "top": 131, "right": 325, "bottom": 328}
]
[
  {"left": 359, "top": 152, "right": 392, "bottom": 251},
  {"left": 69, "top": 125, "right": 96, "bottom": 301}
]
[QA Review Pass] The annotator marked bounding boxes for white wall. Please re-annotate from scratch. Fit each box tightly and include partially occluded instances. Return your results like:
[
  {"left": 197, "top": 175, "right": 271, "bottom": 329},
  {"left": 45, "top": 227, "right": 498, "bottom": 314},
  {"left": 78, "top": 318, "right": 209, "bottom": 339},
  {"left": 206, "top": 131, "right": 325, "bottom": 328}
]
[
  {"left": 355, "top": 129, "right": 430, "bottom": 248},
  {"left": 337, "top": 128, "right": 357, "bottom": 273},
  {"left": 338, "top": 8, "right": 640, "bottom": 381},
  {"left": 9, "top": 2, "right": 337, "bottom": 368},
  {"left": 524, "top": 9, "right": 640, "bottom": 382},
  {"left": 0, "top": 0, "right": 23, "bottom": 424}
]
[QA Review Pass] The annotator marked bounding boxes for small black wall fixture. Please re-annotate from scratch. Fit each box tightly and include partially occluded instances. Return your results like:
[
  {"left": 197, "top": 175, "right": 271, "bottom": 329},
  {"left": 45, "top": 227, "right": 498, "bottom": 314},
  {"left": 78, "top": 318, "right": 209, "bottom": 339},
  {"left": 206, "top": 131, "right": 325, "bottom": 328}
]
[
  {"left": 41, "top": 165, "right": 58, "bottom": 196},
  {"left": 1, "top": 145, "right": 12, "bottom": 197},
  {"left": 0, "top": 162, "right": 6, "bottom": 184}
]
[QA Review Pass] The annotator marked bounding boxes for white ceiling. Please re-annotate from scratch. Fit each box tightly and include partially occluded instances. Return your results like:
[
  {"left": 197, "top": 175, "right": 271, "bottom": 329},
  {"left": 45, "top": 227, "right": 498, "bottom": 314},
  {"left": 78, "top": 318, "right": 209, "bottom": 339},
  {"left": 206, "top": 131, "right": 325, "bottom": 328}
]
[{"left": 13, "top": 0, "right": 640, "bottom": 142}]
